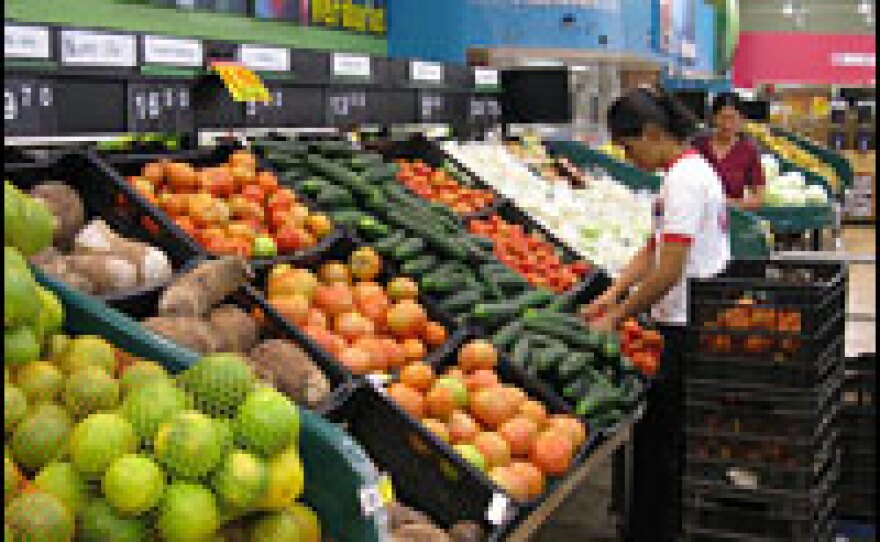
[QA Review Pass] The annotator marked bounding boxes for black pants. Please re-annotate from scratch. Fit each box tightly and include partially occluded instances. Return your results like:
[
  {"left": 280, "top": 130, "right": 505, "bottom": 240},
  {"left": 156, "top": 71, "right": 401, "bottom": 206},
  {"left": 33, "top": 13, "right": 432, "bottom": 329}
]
[{"left": 614, "top": 324, "right": 687, "bottom": 542}]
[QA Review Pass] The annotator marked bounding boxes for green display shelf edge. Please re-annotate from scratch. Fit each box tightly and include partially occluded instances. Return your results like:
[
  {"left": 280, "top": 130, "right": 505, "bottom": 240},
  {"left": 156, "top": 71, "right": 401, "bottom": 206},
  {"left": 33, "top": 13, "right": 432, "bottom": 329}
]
[{"left": 6, "top": 0, "right": 387, "bottom": 55}]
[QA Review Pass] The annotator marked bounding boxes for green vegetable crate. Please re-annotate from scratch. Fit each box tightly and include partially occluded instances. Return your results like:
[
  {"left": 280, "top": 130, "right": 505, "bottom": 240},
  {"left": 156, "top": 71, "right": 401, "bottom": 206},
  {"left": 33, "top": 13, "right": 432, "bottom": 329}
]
[{"left": 34, "top": 267, "right": 389, "bottom": 542}]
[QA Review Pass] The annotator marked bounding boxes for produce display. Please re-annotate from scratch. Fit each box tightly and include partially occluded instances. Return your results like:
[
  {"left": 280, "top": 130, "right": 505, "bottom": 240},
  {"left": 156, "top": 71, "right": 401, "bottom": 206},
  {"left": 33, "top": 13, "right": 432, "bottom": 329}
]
[
  {"left": 744, "top": 122, "right": 838, "bottom": 189},
  {"left": 261, "top": 140, "right": 568, "bottom": 325},
  {"left": 490, "top": 310, "right": 646, "bottom": 431},
  {"left": 388, "top": 339, "right": 588, "bottom": 503},
  {"left": 125, "top": 150, "right": 334, "bottom": 258},
  {"left": 759, "top": 155, "right": 830, "bottom": 207},
  {"left": 698, "top": 297, "right": 802, "bottom": 357},
  {"left": 262, "top": 247, "right": 451, "bottom": 376},
  {"left": 442, "top": 141, "right": 653, "bottom": 275},
  {"left": 387, "top": 500, "right": 485, "bottom": 541},
  {"left": 394, "top": 159, "right": 496, "bottom": 215},
  {"left": 468, "top": 214, "right": 590, "bottom": 293}
]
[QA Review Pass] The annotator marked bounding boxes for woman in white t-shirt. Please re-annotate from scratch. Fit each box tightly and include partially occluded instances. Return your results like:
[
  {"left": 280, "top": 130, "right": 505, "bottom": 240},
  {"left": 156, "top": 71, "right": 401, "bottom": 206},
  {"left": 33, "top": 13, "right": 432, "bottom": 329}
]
[{"left": 583, "top": 88, "right": 731, "bottom": 540}]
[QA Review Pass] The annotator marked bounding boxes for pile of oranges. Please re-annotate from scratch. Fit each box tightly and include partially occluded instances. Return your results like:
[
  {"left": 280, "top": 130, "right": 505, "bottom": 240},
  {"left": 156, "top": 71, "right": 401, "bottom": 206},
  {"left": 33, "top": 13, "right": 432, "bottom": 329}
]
[
  {"left": 265, "top": 247, "right": 449, "bottom": 375},
  {"left": 388, "top": 340, "right": 588, "bottom": 503},
  {"left": 126, "top": 150, "right": 333, "bottom": 258}
]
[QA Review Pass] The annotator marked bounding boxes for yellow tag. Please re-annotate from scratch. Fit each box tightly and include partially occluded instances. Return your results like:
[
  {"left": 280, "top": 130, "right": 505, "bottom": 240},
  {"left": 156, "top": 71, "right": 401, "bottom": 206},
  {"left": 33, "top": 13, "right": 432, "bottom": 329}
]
[
  {"left": 211, "top": 62, "right": 271, "bottom": 103},
  {"left": 378, "top": 475, "right": 394, "bottom": 505}
]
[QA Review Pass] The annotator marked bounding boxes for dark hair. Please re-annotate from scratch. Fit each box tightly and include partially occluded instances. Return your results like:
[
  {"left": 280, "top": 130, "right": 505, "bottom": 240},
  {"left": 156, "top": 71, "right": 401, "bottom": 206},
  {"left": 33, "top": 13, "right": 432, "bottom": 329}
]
[
  {"left": 710, "top": 92, "right": 744, "bottom": 117},
  {"left": 607, "top": 88, "right": 698, "bottom": 143}
]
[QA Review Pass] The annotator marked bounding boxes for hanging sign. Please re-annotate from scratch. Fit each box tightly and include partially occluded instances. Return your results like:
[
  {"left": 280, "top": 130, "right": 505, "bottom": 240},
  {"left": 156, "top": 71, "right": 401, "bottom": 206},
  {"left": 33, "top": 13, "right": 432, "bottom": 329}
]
[
  {"left": 410, "top": 61, "right": 444, "bottom": 83},
  {"left": 210, "top": 61, "right": 271, "bottom": 102},
  {"left": 474, "top": 68, "right": 500, "bottom": 91},
  {"left": 5, "top": 24, "right": 52, "bottom": 59},
  {"left": 143, "top": 35, "right": 203, "bottom": 67},
  {"left": 333, "top": 53, "right": 371, "bottom": 79},
  {"left": 60, "top": 29, "right": 137, "bottom": 67},
  {"left": 237, "top": 44, "right": 290, "bottom": 72}
]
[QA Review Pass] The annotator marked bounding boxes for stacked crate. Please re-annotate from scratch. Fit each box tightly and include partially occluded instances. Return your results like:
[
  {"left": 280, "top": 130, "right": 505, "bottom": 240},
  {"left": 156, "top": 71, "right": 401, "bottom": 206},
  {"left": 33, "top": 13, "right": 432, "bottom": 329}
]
[
  {"left": 840, "top": 353, "right": 876, "bottom": 523},
  {"left": 683, "top": 260, "right": 847, "bottom": 541}
]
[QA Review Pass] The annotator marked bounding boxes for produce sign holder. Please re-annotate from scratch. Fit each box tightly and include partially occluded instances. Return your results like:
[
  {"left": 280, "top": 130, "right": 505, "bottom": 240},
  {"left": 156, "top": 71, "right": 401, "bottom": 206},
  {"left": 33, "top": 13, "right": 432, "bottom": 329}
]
[
  {"left": 840, "top": 353, "right": 877, "bottom": 522},
  {"left": 101, "top": 145, "right": 345, "bottom": 268},
  {"left": 324, "top": 330, "right": 604, "bottom": 537},
  {"left": 5, "top": 151, "right": 198, "bottom": 313}
]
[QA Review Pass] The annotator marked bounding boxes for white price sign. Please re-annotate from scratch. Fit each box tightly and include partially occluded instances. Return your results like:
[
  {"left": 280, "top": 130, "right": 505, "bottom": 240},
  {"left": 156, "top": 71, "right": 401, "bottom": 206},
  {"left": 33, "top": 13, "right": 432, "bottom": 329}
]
[
  {"left": 61, "top": 30, "right": 136, "bottom": 67},
  {"left": 143, "top": 36, "right": 202, "bottom": 67},
  {"left": 830, "top": 53, "right": 875, "bottom": 67},
  {"left": 474, "top": 68, "right": 500, "bottom": 88},
  {"left": 238, "top": 44, "right": 290, "bottom": 72},
  {"left": 333, "top": 53, "right": 371, "bottom": 79},
  {"left": 5, "top": 25, "right": 51, "bottom": 59},
  {"left": 411, "top": 60, "right": 444, "bottom": 83}
]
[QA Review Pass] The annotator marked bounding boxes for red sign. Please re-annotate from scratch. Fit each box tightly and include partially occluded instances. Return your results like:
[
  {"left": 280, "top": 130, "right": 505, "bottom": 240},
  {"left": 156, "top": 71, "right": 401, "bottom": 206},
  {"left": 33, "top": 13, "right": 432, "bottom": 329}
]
[{"left": 732, "top": 32, "right": 876, "bottom": 88}]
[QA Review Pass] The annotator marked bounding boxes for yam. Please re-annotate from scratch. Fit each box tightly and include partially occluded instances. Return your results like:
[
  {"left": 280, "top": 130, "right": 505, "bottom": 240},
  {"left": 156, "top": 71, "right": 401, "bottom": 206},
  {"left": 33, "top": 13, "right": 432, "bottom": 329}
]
[
  {"left": 74, "top": 219, "right": 172, "bottom": 287},
  {"left": 142, "top": 316, "right": 220, "bottom": 355},
  {"left": 65, "top": 254, "right": 138, "bottom": 294},
  {"left": 159, "top": 257, "right": 252, "bottom": 317},
  {"left": 30, "top": 182, "right": 85, "bottom": 250},
  {"left": 247, "top": 339, "right": 331, "bottom": 408},
  {"left": 387, "top": 502, "right": 434, "bottom": 531},
  {"left": 393, "top": 524, "right": 452, "bottom": 542},
  {"left": 449, "top": 522, "right": 484, "bottom": 542},
  {"left": 208, "top": 305, "right": 259, "bottom": 353},
  {"left": 31, "top": 252, "right": 97, "bottom": 295}
]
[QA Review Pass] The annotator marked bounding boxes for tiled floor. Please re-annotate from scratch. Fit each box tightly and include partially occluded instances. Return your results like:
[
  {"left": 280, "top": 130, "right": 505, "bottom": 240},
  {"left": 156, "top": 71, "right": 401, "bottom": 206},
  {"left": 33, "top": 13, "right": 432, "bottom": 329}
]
[{"left": 532, "top": 226, "right": 876, "bottom": 542}]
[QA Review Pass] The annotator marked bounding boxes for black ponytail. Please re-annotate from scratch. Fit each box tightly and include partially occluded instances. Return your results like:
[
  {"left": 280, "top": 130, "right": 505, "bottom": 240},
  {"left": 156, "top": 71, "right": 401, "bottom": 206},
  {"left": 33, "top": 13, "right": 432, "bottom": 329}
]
[{"left": 607, "top": 88, "right": 698, "bottom": 143}]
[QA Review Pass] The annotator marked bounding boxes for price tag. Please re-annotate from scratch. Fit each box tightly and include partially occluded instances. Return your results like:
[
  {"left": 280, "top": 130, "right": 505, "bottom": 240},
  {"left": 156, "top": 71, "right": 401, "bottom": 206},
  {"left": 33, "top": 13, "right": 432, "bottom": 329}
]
[
  {"left": 333, "top": 53, "right": 371, "bottom": 79},
  {"left": 474, "top": 68, "right": 500, "bottom": 90},
  {"left": 143, "top": 35, "right": 202, "bottom": 67},
  {"left": 60, "top": 30, "right": 136, "bottom": 67},
  {"left": 359, "top": 484, "right": 382, "bottom": 516},
  {"left": 366, "top": 373, "right": 390, "bottom": 390},
  {"left": 5, "top": 24, "right": 51, "bottom": 59},
  {"left": 411, "top": 61, "right": 444, "bottom": 83},
  {"left": 486, "top": 493, "right": 512, "bottom": 526},
  {"left": 5, "top": 78, "right": 56, "bottom": 137},
  {"left": 420, "top": 94, "right": 445, "bottom": 121},
  {"left": 238, "top": 44, "right": 290, "bottom": 72}
]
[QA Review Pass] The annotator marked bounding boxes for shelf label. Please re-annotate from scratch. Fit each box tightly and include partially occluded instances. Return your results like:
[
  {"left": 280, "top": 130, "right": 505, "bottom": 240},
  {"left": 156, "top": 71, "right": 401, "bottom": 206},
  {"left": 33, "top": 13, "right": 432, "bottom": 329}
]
[
  {"left": 5, "top": 25, "right": 51, "bottom": 59},
  {"left": 61, "top": 30, "right": 136, "bottom": 67},
  {"left": 143, "top": 35, "right": 202, "bottom": 67},
  {"left": 411, "top": 60, "right": 444, "bottom": 83},
  {"left": 333, "top": 53, "right": 371, "bottom": 79},
  {"left": 211, "top": 61, "right": 271, "bottom": 102},
  {"left": 474, "top": 68, "right": 500, "bottom": 90},
  {"left": 486, "top": 493, "right": 512, "bottom": 526},
  {"left": 238, "top": 44, "right": 290, "bottom": 73}
]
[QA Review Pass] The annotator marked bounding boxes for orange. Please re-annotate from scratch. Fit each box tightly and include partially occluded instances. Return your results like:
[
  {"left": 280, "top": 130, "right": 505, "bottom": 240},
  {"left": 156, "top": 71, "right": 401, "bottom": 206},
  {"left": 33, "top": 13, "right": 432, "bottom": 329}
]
[
  {"left": 386, "top": 301, "right": 428, "bottom": 340},
  {"left": 473, "top": 432, "right": 511, "bottom": 470},
  {"left": 380, "top": 339, "right": 407, "bottom": 370},
  {"left": 352, "top": 338, "right": 389, "bottom": 373},
  {"left": 338, "top": 347, "right": 373, "bottom": 375},
  {"left": 517, "top": 400, "right": 549, "bottom": 428},
  {"left": 422, "top": 322, "right": 448, "bottom": 347},
  {"left": 387, "top": 383, "right": 425, "bottom": 419},
  {"left": 466, "top": 369, "right": 500, "bottom": 392},
  {"left": 386, "top": 277, "right": 419, "bottom": 301},
  {"left": 529, "top": 430, "right": 575, "bottom": 476},
  {"left": 499, "top": 417, "right": 540, "bottom": 458},
  {"left": 545, "top": 415, "right": 587, "bottom": 449},
  {"left": 270, "top": 294, "right": 311, "bottom": 327},
  {"left": 447, "top": 410, "right": 479, "bottom": 444},
  {"left": 421, "top": 419, "right": 450, "bottom": 444},
  {"left": 305, "top": 213, "right": 333, "bottom": 238},
  {"left": 458, "top": 340, "right": 498, "bottom": 373},
  {"left": 399, "top": 363, "right": 435, "bottom": 392},
  {"left": 509, "top": 462, "right": 545, "bottom": 500},
  {"left": 489, "top": 466, "right": 530, "bottom": 502},
  {"left": 425, "top": 384, "right": 457, "bottom": 421},
  {"left": 402, "top": 338, "right": 427, "bottom": 362},
  {"left": 470, "top": 387, "right": 518, "bottom": 430},
  {"left": 334, "top": 312, "right": 375, "bottom": 343},
  {"left": 318, "top": 261, "right": 351, "bottom": 284}
]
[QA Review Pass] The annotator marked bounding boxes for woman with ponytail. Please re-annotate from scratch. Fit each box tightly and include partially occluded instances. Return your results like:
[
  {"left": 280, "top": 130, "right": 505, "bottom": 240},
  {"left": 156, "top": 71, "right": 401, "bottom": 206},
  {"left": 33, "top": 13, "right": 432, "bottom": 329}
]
[{"left": 584, "top": 88, "right": 731, "bottom": 540}]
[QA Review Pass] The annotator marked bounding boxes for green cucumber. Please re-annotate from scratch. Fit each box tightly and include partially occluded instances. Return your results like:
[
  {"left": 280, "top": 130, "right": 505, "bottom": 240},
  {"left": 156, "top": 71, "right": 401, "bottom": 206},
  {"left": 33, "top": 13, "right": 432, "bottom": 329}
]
[
  {"left": 373, "top": 231, "right": 407, "bottom": 256},
  {"left": 393, "top": 238, "right": 426, "bottom": 261},
  {"left": 510, "top": 336, "right": 533, "bottom": 370},
  {"left": 401, "top": 255, "right": 437, "bottom": 277},
  {"left": 533, "top": 345, "right": 569, "bottom": 373},
  {"left": 363, "top": 162, "right": 399, "bottom": 183},
  {"left": 557, "top": 352, "right": 594, "bottom": 382},
  {"left": 421, "top": 272, "right": 471, "bottom": 295},
  {"left": 563, "top": 378, "right": 592, "bottom": 401},
  {"left": 298, "top": 177, "right": 328, "bottom": 197},
  {"left": 491, "top": 321, "right": 524, "bottom": 351},
  {"left": 330, "top": 210, "right": 369, "bottom": 228},
  {"left": 316, "top": 185, "right": 354, "bottom": 208},
  {"left": 438, "top": 289, "right": 482, "bottom": 314},
  {"left": 356, "top": 216, "right": 390, "bottom": 241}
]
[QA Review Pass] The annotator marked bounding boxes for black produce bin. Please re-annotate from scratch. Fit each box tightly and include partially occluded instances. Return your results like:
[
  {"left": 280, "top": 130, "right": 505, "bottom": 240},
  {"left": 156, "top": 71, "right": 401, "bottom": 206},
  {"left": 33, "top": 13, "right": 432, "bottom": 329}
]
[
  {"left": 5, "top": 152, "right": 197, "bottom": 315},
  {"left": 840, "top": 353, "right": 877, "bottom": 522},
  {"left": 324, "top": 330, "right": 600, "bottom": 535},
  {"left": 100, "top": 145, "right": 344, "bottom": 269}
]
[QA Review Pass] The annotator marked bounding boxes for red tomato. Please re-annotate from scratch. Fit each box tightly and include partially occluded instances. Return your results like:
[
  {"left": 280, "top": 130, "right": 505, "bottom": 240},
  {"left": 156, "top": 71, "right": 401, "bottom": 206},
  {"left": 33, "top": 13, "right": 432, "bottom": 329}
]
[{"left": 240, "top": 184, "right": 266, "bottom": 204}]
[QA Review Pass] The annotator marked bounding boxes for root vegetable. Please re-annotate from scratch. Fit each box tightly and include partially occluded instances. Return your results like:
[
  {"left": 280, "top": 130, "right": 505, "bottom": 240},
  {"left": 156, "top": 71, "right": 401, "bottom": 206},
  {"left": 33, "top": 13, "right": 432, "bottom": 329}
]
[
  {"left": 142, "top": 316, "right": 220, "bottom": 354},
  {"left": 247, "top": 339, "right": 330, "bottom": 408},
  {"left": 74, "top": 219, "right": 172, "bottom": 288},
  {"left": 30, "top": 182, "right": 85, "bottom": 250},
  {"left": 449, "top": 522, "right": 484, "bottom": 542},
  {"left": 387, "top": 502, "right": 433, "bottom": 531},
  {"left": 393, "top": 524, "right": 452, "bottom": 542},
  {"left": 208, "top": 305, "right": 258, "bottom": 353},
  {"left": 65, "top": 254, "right": 138, "bottom": 294},
  {"left": 159, "top": 257, "right": 252, "bottom": 317}
]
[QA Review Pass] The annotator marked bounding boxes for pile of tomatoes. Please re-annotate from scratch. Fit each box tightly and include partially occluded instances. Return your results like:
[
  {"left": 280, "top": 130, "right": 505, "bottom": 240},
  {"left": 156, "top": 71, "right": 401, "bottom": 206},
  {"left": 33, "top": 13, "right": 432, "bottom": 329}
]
[
  {"left": 700, "top": 297, "right": 802, "bottom": 356},
  {"left": 395, "top": 159, "right": 495, "bottom": 215},
  {"left": 469, "top": 214, "right": 591, "bottom": 293},
  {"left": 387, "top": 339, "right": 587, "bottom": 503},
  {"left": 618, "top": 318, "right": 663, "bottom": 377},
  {"left": 264, "top": 247, "right": 449, "bottom": 375},
  {"left": 127, "top": 150, "right": 333, "bottom": 258}
]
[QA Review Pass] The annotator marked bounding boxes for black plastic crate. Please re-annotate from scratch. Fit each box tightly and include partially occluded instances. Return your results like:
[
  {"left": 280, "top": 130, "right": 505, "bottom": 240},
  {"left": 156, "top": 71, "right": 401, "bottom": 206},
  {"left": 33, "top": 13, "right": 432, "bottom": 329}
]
[
  {"left": 688, "top": 260, "right": 846, "bottom": 389},
  {"left": 99, "top": 145, "right": 344, "bottom": 269},
  {"left": 324, "top": 331, "right": 599, "bottom": 532},
  {"left": 5, "top": 151, "right": 197, "bottom": 315}
]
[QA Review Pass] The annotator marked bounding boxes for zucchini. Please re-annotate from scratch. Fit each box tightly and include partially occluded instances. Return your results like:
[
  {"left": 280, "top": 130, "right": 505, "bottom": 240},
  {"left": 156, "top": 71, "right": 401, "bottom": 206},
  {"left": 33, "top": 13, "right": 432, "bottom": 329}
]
[
  {"left": 557, "top": 352, "right": 594, "bottom": 382},
  {"left": 510, "top": 336, "right": 533, "bottom": 369},
  {"left": 382, "top": 209, "right": 468, "bottom": 261},
  {"left": 316, "top": 185, "right": 354, "bottom": 208},
  {"left": 349, "top": 153, "right": 385, "bottom": 172},
  {"left": 491, "top": 321, "right": 524, "bottom": 351},
  {"left": 393, "top": 238, "right": 426, "bottom": 261},
  {"left": 421, "top": 271, "right": 471, "bottom": 295},
  {"left": 438, "top": 289, "right": 482, "bottom": 314},
  {"left": 298, "top": 177, "right": 328, "bottom": 197},
  {"left": 330, "top": 210, "right": 370, "bottom": 229},
  {"left": 533, "top": 344, "right": 569, "bottom": 373},
  {"left": 373, "top": 231, "right": 407, "bottom": 256},
  {"left": 356, "top": 216, "right": 390, "bottom": 241},
  {"left": 363, "top": 162, "right": 399, "bottom": 183},
  {"left": 309, "top": 140, "right": 354, "bottom": 157},
  {"left": 520, "top": 313, "right": 597, "bottom": 350},
  {"left": 471, "top": 289, "right": 556, "bottom": 325},
  {"left": 563, "top": 378, "right": 592, "bottom": 401},
  {"left": 401, "top": 255, "right": 437, "bottom": 277}
]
